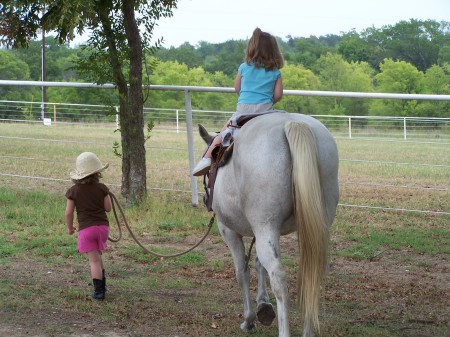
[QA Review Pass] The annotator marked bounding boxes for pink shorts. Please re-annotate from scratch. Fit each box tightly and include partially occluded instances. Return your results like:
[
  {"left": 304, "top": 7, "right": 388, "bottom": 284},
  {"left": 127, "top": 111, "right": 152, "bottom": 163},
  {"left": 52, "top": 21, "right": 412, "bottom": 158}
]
[{"left": 77, "top": 225, "right": 109, "bottom": 253}]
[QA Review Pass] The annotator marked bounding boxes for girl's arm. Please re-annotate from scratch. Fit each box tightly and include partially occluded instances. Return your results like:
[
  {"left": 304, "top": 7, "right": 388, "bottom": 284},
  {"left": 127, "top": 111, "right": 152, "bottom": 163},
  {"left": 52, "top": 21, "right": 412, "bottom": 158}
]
[
  {"left": 273, "top": 77, "right": 283, "bottom": 103},
  {"left": 104, "top": 194, "right": 112, "bottom": 212},
  {"left": 234, "top": 73, "right": 242, "bottom": 95},
  {"left": 65, "top": 199, "right": 75, "bottom": 235}
]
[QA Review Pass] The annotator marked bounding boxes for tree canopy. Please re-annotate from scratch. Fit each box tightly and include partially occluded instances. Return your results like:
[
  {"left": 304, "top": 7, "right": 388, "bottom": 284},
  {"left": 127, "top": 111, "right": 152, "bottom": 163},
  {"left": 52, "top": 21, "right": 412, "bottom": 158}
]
[
  {"left": 0, "top": 0, "right": 178, "bottom": 204},
  {"left": 1, "top": 17, "right": 449, "bottom": 120}
]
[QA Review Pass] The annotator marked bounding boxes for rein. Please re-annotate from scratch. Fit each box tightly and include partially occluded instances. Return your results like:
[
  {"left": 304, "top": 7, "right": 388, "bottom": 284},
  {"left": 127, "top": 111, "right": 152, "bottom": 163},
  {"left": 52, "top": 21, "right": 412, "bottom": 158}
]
[{"left": 108, "top": 192, "right": 215, "bottom": 258}]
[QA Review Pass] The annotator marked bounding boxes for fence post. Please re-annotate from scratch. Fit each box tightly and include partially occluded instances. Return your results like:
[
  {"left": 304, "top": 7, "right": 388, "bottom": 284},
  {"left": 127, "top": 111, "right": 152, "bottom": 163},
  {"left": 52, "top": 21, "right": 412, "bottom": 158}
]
[
  {"left": 403, "top": 117, "right": 407, "bottom": 140},
  {"left": 348, "top": 116, "right": 352, "bottom": 139},
  {"left": 184, "top": 90, "right": 199, "bottom": 206},
  {"left": 176, "top": 109, "right": 179, "bottom": 134},
  {"left": 53, "top": 103, "right": 56, "bottom": 126}
]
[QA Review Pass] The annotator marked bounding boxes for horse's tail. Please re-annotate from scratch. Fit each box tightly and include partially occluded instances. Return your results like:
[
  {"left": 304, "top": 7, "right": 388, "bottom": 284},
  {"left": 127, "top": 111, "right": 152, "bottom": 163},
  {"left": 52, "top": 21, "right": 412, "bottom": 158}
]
[{"left": 285, "top": 121, "right": 329, "bottom": 334}]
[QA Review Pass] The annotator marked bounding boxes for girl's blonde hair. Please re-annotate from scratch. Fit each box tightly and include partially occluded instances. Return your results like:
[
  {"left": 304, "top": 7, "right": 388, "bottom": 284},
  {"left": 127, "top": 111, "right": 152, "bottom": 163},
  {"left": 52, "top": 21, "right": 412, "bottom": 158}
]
[{"left": 245, "top": 27, "right": 284, "bottom": 70}]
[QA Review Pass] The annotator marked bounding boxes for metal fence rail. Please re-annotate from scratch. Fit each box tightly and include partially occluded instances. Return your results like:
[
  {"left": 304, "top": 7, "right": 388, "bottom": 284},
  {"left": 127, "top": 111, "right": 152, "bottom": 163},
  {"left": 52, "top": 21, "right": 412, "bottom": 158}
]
[
  {"left": 1, "top": 81, "right": 449, "bottom": 209},
  {"left": 1, "top": 100, "right": 449, "bottom": 141}
]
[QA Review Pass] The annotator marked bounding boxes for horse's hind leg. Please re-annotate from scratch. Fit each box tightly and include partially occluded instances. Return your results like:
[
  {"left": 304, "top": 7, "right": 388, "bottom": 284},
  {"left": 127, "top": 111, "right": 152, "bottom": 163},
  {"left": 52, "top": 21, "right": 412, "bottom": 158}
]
[
  {"left": 255, "top": 235, "right": 290, "bottom": 337},
  {"left": 255, "top": 256, "right": 276, "bottom": 326},
  {"left": 218, "top": 223, "right": 256, "bottom": 332}
]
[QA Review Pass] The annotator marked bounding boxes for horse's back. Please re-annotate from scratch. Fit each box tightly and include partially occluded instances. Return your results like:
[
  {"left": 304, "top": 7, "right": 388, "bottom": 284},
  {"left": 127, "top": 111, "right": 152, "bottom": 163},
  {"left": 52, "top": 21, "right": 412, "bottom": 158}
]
[
  {"left": 213, "top": 112, "right": 339, "bottom": 235},
  {"left": 252, "top": 112, "right": 338, "bottom": 164},
  {"left": 235, "top": 112, "right": 339, "bottom": 201}
]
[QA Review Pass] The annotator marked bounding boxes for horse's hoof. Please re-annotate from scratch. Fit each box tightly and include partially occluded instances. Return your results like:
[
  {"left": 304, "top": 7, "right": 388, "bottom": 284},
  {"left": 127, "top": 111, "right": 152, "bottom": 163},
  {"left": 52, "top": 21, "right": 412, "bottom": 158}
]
[
  {"left": 240, "top": 322, "right": 256, "bottom": 333},
  {"left": 257, "top": 302, "right": 276, "bottom": 326}
]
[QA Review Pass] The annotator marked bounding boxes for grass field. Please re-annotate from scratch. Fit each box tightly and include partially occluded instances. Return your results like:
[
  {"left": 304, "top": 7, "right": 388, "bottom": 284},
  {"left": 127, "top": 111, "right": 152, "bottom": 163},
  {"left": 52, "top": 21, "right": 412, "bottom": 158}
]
[{"left": 0, "top": 121, "right": 449, "bottom": 336}]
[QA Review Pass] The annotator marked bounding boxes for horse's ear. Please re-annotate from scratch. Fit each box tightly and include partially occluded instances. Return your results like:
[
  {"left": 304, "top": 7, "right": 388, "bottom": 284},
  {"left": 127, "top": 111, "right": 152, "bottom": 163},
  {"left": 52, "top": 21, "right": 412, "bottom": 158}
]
[{"left": 198, "top": 124, "right": 215, "bottom": 144}]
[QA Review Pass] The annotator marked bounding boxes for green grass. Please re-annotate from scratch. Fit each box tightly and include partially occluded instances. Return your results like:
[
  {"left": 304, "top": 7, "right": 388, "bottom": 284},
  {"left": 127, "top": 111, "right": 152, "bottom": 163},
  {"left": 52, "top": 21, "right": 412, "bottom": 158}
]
[
  {"left": 1, "top": 123, "right": 448, "bottom": 264},
  {"left": 0, "top": 122, "right": 449, "bottom": 336}
]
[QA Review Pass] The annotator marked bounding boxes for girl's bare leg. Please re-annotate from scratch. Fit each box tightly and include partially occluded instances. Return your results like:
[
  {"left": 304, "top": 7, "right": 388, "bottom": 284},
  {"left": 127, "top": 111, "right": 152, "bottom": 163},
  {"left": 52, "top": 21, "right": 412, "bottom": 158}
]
[{"left": 87, "top": 250, "right": 103, "bottom": 280}]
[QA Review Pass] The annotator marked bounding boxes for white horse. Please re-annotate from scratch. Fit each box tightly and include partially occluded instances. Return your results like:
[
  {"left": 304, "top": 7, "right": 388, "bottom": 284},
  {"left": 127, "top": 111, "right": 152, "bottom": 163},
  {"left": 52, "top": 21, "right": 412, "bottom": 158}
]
[{"left": 197, "top": 112, "right": 339, "bottom": 337}]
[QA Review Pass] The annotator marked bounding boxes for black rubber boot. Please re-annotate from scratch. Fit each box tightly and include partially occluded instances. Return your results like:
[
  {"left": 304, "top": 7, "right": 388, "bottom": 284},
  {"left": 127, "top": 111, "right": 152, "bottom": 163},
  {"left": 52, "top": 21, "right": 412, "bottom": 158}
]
[
  {"left": 102, "top": 269, "right": 107, "bottom": 293},
  {"left": 92, "top": 278, "right": 105, "bottom": 300}
]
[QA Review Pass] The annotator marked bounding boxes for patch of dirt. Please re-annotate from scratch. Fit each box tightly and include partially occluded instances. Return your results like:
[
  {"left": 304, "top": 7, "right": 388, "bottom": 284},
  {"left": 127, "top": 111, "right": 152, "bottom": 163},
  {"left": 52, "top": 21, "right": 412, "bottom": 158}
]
[{"left": 0, "top": 233, "right": 448, "bottom": 337}]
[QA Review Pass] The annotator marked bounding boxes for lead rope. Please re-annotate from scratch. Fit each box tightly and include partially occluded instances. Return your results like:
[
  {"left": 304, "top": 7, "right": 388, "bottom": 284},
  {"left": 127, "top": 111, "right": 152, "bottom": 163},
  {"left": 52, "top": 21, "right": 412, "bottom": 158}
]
[
  {"left": 244, "top": 237, "right": 256, "bottom": 271},
  {"left": 108, "top": 192, "right": 215, "bottom": 258}
]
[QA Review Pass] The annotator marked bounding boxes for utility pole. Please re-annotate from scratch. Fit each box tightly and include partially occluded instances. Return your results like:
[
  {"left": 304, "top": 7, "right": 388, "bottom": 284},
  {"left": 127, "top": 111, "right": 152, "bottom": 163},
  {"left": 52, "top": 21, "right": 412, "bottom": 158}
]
[{"left": 41, "top": 16, "right": 46, "bottom": 120}]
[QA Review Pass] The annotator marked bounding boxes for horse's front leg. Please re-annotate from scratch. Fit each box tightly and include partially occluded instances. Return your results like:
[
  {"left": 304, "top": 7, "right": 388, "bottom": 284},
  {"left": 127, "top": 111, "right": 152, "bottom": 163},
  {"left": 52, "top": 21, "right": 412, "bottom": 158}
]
[
  {"left": 218, "top": 222, "right": 256, "bottom": 332},
  {"left": 255, "top": 255, "right": 276, "bottom": 326}
]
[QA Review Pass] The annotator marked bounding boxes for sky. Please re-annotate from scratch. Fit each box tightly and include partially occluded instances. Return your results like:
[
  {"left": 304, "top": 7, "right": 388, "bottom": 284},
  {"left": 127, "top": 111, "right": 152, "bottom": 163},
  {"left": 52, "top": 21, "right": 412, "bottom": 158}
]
[{"left": 148, "top": 0, "right": 449, "bottom": 47}]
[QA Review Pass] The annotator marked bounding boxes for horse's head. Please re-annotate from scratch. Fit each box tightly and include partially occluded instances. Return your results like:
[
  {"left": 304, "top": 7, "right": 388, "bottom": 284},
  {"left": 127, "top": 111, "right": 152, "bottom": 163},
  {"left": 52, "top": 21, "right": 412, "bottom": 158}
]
[
  {"left": 197, "top": 124, "right": 220, "bottom": 211},
  {"left": 198, "top": 124, "right": 216, "bottom": 146}
]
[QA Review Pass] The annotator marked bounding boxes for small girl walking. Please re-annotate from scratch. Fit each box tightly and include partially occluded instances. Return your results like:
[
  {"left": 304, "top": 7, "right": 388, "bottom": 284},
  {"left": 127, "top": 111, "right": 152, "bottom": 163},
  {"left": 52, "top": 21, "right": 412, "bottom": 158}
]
[
  {"left": 192, "top": 27, "right": 284, "bottom": 176},
  {"left": 65, "top": 152, "right": 112, "bottom": 300}
]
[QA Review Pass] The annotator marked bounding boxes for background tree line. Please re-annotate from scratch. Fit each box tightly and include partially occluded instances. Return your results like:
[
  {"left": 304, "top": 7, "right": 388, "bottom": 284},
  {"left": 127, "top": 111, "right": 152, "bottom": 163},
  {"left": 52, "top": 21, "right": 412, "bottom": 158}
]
[{"left": 1, "top": 18, "right": 449, "bottom": 118}]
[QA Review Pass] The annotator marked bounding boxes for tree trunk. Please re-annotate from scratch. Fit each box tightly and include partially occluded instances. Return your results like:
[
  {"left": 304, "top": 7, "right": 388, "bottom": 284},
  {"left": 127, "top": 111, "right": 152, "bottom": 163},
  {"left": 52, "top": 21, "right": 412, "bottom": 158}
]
[
  {"left": 97, "top": 0, "right": 147, "bottom": 204},
  {"left": 120, "top": 0, "right": 147, "bottom": 204},
  {"left": 119, "top": 99, "right": 147, "bottom": 204}
]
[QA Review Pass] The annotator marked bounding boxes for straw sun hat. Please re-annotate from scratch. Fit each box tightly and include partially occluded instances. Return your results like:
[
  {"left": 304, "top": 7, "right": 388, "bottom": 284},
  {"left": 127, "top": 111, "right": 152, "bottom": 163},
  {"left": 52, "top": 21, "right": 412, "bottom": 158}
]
[{"left": 70, "top": 152, "right": 109, "bottom": 180}]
